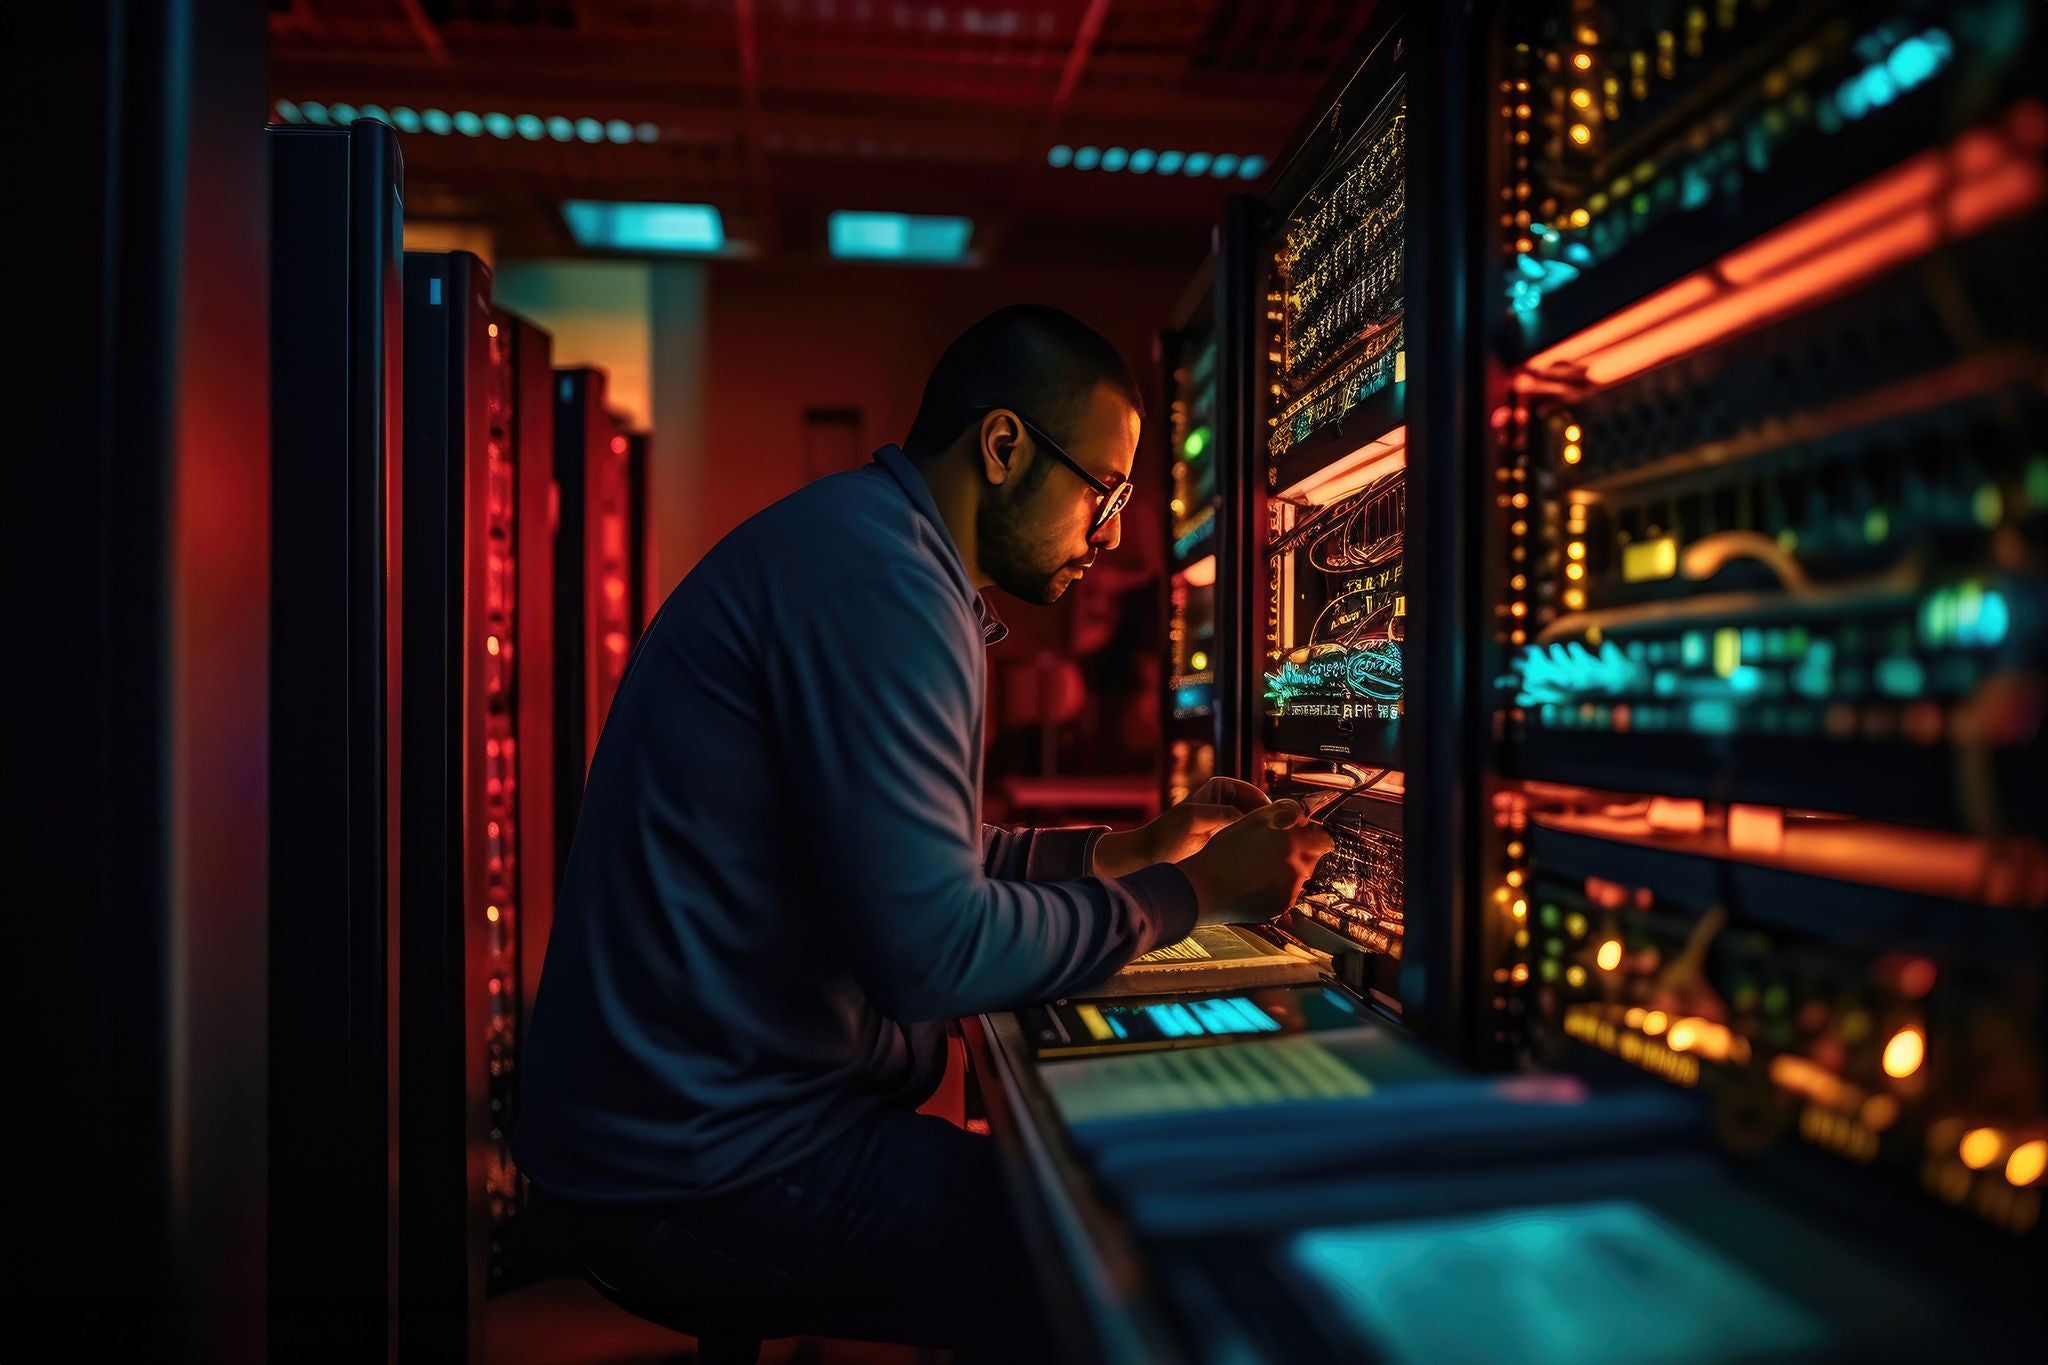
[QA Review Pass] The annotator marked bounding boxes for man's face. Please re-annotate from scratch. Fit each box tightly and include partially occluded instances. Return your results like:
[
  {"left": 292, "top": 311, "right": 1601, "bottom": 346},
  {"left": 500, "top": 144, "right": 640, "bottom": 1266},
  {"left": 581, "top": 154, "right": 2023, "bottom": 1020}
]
[{"left": 977, "top": 382, "right": 1139, "bottom": 604}]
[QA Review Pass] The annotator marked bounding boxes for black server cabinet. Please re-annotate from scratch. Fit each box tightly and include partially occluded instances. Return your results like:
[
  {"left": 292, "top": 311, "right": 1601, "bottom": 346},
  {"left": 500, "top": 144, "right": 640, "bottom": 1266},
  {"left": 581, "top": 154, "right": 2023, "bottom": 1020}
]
[
  {"left": 553, "top": 368, "right": 641, "bottom": 874},
  {"left": 400, "top": 251, "right": 557, "bottom": 1359},
  {"left": 1473, "top": 0, "right": 2048, "bottom": 1339},
  {"left": 625, "top": 428, "right": 652, "bottom": 633},
  {"left": 1221, "top": 5, "right": 1439, "bottom": 1027},
  {"left": 267, "top": 119, "right": 406, "bottom": 1363}
]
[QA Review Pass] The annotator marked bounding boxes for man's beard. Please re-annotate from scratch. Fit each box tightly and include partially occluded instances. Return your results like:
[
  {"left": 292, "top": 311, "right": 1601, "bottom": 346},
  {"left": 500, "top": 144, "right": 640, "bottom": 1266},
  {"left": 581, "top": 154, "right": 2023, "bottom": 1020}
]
[{"left": 978, "top": 491, "right": 1068, "bottom": 604}]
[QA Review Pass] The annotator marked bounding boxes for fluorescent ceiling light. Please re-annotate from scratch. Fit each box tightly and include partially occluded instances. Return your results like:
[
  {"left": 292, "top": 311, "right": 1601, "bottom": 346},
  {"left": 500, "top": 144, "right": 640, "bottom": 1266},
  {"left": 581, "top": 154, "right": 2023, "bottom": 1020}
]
[
  {"left": 829, "top": 211, "right": 973, "bottom": 263},
  {"left": 562, "top": 201, "right": 726, "bottom": 254}
]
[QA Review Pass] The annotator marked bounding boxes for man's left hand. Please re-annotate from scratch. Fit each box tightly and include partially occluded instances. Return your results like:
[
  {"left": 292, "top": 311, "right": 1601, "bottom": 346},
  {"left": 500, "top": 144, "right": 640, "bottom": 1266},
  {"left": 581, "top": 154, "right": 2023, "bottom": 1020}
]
[{"left": 1092, "top": 777, "right": 1271, "bottom": 878}]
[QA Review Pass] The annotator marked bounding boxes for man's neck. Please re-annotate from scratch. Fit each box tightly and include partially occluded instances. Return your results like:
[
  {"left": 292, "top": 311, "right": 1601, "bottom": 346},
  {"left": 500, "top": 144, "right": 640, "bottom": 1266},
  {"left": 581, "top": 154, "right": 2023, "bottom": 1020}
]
[{"left": 907, "top": 450, "right": 993, "bottom": 591}]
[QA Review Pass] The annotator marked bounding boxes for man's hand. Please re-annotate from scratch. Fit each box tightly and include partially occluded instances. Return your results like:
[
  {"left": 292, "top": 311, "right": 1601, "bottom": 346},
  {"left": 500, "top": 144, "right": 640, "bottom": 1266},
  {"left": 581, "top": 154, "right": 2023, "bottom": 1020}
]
[
  {"left": 1091, "top": 778, "right": 1270, "bottom": 878},
  {"left": 1177, "top": 800, "right": 1336, "bottom": 925}
]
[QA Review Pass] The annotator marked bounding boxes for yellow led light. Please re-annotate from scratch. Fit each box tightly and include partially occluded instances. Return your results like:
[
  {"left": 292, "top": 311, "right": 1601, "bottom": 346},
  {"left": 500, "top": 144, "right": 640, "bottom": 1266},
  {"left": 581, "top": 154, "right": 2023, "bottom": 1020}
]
[
  {"left": 2008, "top": 1139, "right": 2047, "bottom": 1187},
  {"left": 1511, "top": 899, "right": 1528, "bottom": 919},
  {"left": 1506, "top": 870, "right": 1524, "bottom": 887},
  {"left": 1566, "top": 563, "right": 1585, "bottom": 580},
  {"left": 1190, "top": 651, "right": 1208, "bottom": 672},
  {"left": 1881, "top": 1025, "right": 1925, "bottom": 1079},
  {"left": 1566, "top": 965, "right": 1588, "bottom": 988},
  {"left": 1510, "top": 574, "right": 1527, "bottom": 590},
  {"left": 1170, "top": 498, "right": 1185, "bottom": 515},
  {"left": 1570, "top": 123, "right": 1593, "bottom": 145},
  {"left": 1574, "top": 52, "right": 1593, "bottom": 70},
  {"left": 1567, "top": 541, "right": 1586, "bottom": 560},
  {"left": 1514, "top": 930, "right": 1531, "bottom": 950},
  {"left": 1510, "top": 629, "right": 1526, "bottom": 644},
  {"left": 1564, "top": 424, "right": 1582, "bottom": 441},
  {"left": 1511, "top": 962, "right": 1530, "bottom": 982},
  {"left": 1642, "top": 1011, "right": 1668, "bottom": 1035},
  {"left": 486, "top": 905, "right": 500, "bottom": 923},
  {"left": 1564, "top": 912, "right": 1587, "bottom": 938},
  {"left": 1506, "top": 841, "right": 1524, "bottom": 859},
  {"left": 1571, "top": 88, "right": 1593, "bottom": 108},
  {"left": 1568, "top": 208, "right": 1590, "bottom": 229},
  {"left": 1597, "top": 939, "right": 1623, "bottom": 971},
  {"left": 1511, "top": 601, "right": 1528, "bottom": 617},
  {"left": 1959, "top": 1128, "right": 2002, "bottom": 1170},
  {"left": 1667, "top": 1019, "right": 1699, "bottom": 1051},
  {"left": 1622, "top": 536, "right": 1679, "bottom": 583},
  {"left": 1564, "top": 589, "right": 1585, "bottom": 609},
  {"left": 1563, "top": 443, "right": 1582, "bottom": 463}
]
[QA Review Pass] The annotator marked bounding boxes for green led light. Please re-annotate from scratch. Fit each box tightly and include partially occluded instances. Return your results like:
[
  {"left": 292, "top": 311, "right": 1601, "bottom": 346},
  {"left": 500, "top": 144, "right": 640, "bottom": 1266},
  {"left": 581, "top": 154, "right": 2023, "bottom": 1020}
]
[
  {"left": 1539, "top": 903, "right": 1561, "bottom": 929},
  {"left": 1973, "top": 482, "right": 2003, "bottom": 529},
  {"left": 1182, "top": 426, "right": 1209, "bottom": 459},
  {"left": 1776, "top": 527, "right": 1798, "bottom": 554},
  {"left": 2026, "top": 456, "right": 2048, "bottom": 507},
  {"left": 1863, "top": 507, "right": 1889, "bottom": 544}
]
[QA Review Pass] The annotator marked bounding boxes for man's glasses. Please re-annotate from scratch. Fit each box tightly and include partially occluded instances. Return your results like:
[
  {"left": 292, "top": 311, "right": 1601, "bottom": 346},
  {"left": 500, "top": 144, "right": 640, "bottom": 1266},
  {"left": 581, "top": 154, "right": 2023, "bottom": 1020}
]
[{"left": 970, "top": 406, "right": 1134, "bottom": 536}]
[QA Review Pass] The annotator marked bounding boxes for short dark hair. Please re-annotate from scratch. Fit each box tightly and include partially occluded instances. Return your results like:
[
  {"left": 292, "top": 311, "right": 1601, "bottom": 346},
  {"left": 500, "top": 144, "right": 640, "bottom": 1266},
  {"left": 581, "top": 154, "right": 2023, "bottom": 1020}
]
[{"left": 902, "top": 305, "right": 1144, "bottom": 460}]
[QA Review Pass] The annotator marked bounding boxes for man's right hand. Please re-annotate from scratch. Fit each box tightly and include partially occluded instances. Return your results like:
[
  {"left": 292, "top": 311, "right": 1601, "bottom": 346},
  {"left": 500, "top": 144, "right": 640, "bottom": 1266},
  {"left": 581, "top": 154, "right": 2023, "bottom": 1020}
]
[{"left": 1176, "top": 800, "right": 1335, "bottom": 925}]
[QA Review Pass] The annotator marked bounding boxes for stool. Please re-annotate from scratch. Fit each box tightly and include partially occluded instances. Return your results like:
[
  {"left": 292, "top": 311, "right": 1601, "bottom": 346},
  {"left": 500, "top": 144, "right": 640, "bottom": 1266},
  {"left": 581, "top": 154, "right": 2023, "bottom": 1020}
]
[{"left": 583, "top": 1267, "right": 767, "bottom": 1365}]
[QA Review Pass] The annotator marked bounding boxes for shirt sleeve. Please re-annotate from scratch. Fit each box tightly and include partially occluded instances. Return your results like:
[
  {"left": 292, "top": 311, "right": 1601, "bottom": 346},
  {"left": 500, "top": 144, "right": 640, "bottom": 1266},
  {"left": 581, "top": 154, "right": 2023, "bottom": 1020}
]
[
  {"left": 981, "top": 825, "right": 1106, "bottom": 882},
  {"left": 773, "top": 555, "right": 1197, "bottom": 1021}
]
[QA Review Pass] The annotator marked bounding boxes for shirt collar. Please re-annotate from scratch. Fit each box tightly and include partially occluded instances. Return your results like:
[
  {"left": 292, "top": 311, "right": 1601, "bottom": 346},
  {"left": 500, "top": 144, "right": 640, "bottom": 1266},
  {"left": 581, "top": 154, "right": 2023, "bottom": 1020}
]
[{"left": 872, "top": 443, "right": 1008, "bottom": 647}]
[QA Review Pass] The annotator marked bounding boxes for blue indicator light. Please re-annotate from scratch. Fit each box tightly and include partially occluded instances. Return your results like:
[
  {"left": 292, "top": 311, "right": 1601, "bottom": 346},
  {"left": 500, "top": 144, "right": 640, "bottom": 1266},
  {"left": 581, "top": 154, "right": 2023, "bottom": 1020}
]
[
  {"left": 1073, "top": 145, "right": 1101, "bottom": 170},
  {"left": 1046, "top": 144, "right": 1073, "bottom": 167}
]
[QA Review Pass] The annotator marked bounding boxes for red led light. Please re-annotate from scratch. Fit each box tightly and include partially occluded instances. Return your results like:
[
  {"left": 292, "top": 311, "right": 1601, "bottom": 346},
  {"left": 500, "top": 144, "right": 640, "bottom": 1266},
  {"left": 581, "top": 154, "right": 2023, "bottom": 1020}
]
[{"left": 611, "top": 435, "right": 628, "bottom": 455}]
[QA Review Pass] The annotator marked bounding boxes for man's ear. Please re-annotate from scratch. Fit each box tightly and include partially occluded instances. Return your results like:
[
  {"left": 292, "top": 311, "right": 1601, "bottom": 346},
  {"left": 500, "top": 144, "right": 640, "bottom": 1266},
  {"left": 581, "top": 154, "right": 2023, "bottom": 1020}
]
[{"left": 978, "top": 412, "right": 1020, "bottom": 488}]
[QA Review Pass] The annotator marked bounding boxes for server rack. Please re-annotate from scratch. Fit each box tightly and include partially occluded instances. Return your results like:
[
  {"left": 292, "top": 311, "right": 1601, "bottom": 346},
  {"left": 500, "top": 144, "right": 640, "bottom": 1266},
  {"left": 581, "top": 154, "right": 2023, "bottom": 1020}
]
[
  {"left": 1475, "top": 0, "right": 2046, "bottom": 1324},
  {"left": 553, "top": 368, "right": 642, "bottom": 872},
  {"left": 266, "top": 119, "right": 405, "bottom": 1363},
  {"left": 399, "top": 251, "right": 557, "bottom": 1359},
  {"left": 624, "top": 428, "right": 653, "bottom": 631},
  {"left": 1159, "top": 259, "right": 1224, "bottom": 807},
  {"left": 1216, "top": 5, "right": 1453, "bottom": 1033}
]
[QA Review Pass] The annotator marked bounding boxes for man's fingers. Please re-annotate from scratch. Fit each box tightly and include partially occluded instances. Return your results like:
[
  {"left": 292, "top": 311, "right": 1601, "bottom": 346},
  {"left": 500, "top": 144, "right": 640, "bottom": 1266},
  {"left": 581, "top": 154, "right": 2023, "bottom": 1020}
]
[{"left": 1190, "top": 776, "right": 1272, "bottom": 814}]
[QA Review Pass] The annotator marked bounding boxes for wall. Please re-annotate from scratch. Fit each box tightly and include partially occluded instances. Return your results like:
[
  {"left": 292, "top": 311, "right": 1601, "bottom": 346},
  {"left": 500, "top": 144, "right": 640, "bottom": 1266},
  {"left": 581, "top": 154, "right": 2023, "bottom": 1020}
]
[
  {"left": 694, "top": 259, "right": 1189, "bottom": 662},
  {"left": 492, "top": 259, "right": 656, "bottom": 428}
]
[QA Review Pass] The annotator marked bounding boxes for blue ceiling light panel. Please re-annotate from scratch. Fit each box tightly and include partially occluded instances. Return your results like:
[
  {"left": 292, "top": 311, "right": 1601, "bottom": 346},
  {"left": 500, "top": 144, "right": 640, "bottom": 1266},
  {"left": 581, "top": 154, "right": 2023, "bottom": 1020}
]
[
  {"left": 828, "top": 211, "right": 974, "bottom": 264},
  {"left": 563, "top": 201, "right": 727, "bottom": 254}
]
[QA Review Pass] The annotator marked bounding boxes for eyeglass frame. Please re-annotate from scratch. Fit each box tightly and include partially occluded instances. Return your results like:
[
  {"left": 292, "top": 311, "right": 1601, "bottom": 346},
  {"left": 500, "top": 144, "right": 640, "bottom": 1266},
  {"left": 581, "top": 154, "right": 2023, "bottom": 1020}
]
[{"left": 966, "top": 405, "right": 1134, "bottom": 536}]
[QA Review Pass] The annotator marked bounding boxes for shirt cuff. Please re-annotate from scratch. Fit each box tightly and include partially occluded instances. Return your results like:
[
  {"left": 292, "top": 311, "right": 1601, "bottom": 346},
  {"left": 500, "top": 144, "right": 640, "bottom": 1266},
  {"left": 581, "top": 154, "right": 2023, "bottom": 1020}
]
[
  {"left": 1021, "top": 826, "right": 1108, "bottom": 882},
  {"left": 1112, "top": 861, "right": 1201, "bottom": 957}
]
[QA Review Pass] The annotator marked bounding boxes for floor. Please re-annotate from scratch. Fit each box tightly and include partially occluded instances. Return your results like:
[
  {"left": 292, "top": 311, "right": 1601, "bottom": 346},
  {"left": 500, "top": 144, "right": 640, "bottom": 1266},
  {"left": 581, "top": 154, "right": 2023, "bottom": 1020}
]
[{"left": 482, "top": 1276, "right": 948, "bottom": 1365}]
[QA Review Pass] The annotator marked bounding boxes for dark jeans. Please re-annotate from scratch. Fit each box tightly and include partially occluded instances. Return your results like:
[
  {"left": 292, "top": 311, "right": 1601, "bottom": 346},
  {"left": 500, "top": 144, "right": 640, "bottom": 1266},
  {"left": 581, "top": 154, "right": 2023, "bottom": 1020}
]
[{"left": 540, "top": 1104, "right": 1054, "bottom": 1361}]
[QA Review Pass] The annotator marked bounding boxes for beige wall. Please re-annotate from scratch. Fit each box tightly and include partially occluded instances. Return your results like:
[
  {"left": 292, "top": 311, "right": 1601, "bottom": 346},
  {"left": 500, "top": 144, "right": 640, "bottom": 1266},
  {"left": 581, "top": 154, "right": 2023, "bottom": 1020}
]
[{"left": 493, "top": 259, "right": 655, "bottom": 429}]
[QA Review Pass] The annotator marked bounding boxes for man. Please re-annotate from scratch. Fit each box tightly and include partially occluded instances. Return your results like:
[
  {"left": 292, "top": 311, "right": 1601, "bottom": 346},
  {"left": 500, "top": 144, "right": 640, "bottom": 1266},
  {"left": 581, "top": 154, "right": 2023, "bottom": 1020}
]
[{"left": 515, "top": 305, "right": 1333, "bottom": 1357}]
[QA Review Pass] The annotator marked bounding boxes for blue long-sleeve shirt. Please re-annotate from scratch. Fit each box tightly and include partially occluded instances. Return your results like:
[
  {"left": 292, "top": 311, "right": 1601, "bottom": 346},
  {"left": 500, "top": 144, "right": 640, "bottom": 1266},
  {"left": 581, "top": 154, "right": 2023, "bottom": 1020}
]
[{"left": 513, "top": 443, "right": 1198, "bottom": 1202}]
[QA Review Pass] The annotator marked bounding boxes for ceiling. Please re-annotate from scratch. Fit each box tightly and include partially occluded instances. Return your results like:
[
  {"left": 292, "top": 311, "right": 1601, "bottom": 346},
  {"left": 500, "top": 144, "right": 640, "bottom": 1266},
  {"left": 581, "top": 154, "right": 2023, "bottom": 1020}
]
[{"left": 268, "top": 0, "right": 1373, "bottom": 270}]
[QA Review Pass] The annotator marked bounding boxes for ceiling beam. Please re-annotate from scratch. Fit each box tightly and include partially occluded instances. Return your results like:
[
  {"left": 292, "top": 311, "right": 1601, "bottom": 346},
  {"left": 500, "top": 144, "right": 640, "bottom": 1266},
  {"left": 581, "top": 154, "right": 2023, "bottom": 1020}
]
[
  {"left": 394, "top": 0, "right": 450, "bottom": 67},
  {"left": 976, "top": 0, "right": 1116, "bottom": 264}
]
